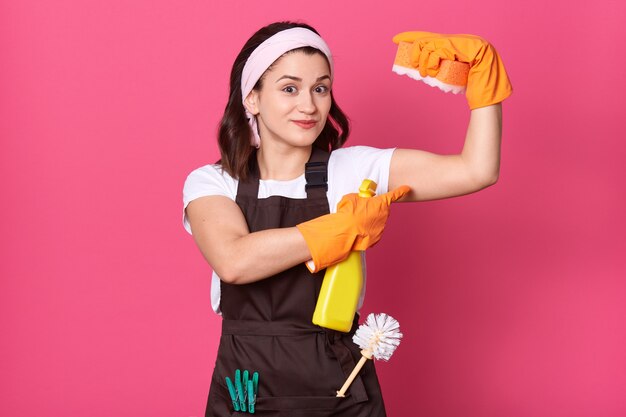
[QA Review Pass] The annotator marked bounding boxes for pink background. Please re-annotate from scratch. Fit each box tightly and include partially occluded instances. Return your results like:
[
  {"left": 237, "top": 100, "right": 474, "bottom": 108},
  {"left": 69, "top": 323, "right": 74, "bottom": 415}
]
[{"left": 2, "top": 0, "right": 625, "bottom": 416}]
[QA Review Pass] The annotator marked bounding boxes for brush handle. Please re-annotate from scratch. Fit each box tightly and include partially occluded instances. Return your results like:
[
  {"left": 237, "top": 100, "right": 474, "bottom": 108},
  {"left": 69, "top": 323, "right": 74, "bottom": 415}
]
[{"left": 336, "top": 355, "right": 369, "bottom": 397}]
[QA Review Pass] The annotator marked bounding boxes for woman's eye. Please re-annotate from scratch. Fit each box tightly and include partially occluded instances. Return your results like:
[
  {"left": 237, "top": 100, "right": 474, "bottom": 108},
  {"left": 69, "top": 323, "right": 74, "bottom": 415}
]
[
  {"left": 282, "top": 85, "right": 329, "bottom": 94},
  {"left": 315, "top": 85, "right": 330, "bottom": 93}
]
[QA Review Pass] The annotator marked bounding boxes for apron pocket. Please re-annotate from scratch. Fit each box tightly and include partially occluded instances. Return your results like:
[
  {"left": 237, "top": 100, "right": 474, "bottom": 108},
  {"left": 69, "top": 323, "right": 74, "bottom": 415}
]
[
  {"left": 209, "top": 373, "right": 355, "bottom": 415},
  {"left": 255, "top": 393, "right": 351, "bottom": 411}
]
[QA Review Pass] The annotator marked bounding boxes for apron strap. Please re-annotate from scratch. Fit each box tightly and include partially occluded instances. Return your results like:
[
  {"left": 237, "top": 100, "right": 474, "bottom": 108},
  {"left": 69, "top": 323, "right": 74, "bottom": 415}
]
[
  {"left": 236, "top": 150, "right": 261, "bottom": 199},
  {"left": 236, "top": 147, "right": 330, "bottom": 200},
  {"left": 305, "top": 146, "right": 330, "bottom": 199}
]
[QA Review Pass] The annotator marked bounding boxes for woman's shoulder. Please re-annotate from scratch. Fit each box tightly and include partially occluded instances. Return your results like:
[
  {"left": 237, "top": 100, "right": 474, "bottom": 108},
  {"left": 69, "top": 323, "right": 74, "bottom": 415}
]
[
  {"left": 330, "top": 145, "right": 396, "bottom": 161},
  {"left": 183, "top": 162, "right": 238, "bottom": 203},
  {"left": 330, "top": 145, "right": 396, "bottom": 173},
  {"left": 327, "top": 145, "right": 396, "bottom": 209}
]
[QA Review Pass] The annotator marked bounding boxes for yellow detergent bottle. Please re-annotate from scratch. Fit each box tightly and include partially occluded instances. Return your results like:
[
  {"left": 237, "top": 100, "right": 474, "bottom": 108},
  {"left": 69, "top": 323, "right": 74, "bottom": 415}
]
[{"left": 312, "top": 179, "right": 377, "bottom": 332}]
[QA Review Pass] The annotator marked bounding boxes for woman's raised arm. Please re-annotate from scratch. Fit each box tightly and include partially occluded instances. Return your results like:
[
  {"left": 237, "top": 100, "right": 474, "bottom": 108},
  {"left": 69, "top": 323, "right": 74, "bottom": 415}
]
[
  {"left": 389, "top": 103, "right": 502, "bottom": 202},
  {"left": 388, "top": 31, "right": 511, "bottom": 202}
]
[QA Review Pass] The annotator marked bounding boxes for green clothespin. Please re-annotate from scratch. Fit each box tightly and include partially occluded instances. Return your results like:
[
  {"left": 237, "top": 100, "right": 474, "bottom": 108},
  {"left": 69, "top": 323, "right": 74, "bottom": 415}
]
[
  {"left": 250, "top": 372, "right": 259, "bottom": 414},
  {"left": 243, "top": 370, "right": 249, "bottom": 406},
  {"left": 235, "top": 369, "right": 246, "bottom": 412},
  {"left": 225, "top": 377, "right": 239, "bottom": 412},
  {"left": 252, "top": 372, "right": 259, "bottom": 395},
  {"left": 227, "top": 369, "right": 259, "bottom": 413},
  {"left": 247, "top": 379, "right": 255, "bottom": 414}
]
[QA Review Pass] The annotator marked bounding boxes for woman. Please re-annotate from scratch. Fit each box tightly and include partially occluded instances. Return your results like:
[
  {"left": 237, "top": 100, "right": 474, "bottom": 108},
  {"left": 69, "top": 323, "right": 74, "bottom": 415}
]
[{"left": 183, "top": 21, "right": 511, "bottom": 417}]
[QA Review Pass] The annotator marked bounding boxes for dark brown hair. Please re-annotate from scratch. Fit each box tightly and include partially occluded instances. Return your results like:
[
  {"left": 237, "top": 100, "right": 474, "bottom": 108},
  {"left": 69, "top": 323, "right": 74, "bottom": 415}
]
[{"left": 217, "top": 21, "right": 351, "bottom": 181}]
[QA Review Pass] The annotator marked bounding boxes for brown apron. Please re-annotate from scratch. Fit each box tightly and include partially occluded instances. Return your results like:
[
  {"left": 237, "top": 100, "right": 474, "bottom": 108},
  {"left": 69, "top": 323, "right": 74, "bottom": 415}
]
[{"left": 205, "top": 147, "right": 387, "bottom": 416}]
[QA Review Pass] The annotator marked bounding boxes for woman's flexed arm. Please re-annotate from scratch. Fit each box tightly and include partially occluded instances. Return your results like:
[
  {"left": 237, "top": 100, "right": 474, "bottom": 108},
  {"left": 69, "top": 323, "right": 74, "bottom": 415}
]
[
  {"left": 389, "top": 103, "right": 502, "bottom": 202},
  {"left": 388, "top": 31, "right": 510, "bottom": 202}
]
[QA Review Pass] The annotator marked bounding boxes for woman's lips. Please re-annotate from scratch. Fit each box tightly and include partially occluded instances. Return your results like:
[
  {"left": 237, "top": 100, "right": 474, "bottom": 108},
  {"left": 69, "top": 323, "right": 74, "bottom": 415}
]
[{"left": 293, "top": 120, "right": 317, "bottom": 129}]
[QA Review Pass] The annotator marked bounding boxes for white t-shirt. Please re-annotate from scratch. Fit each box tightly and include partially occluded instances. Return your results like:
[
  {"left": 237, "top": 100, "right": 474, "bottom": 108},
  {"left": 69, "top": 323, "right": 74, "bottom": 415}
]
[{"left": 182, "top": 145, "right": 396, "bottom": 314}]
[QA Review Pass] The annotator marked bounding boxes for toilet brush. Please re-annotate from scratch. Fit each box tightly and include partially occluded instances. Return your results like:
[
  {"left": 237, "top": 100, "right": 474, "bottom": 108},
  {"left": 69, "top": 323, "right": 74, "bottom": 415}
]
[{"left": 336, "top": 313, "right": 403, "bottom": 397}]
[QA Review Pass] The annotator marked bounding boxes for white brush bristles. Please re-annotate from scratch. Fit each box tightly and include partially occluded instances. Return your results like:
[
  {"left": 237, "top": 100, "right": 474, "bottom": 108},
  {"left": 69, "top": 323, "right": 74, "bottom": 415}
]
[{"left": 353, "top": 313, "right": 403, "bottom": 361}]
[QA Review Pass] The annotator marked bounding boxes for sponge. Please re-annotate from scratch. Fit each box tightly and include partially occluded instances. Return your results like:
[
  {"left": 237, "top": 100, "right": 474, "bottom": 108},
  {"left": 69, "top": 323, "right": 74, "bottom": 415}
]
[{"left": 392, "top": 41, "right": 470, "bottom": 94}]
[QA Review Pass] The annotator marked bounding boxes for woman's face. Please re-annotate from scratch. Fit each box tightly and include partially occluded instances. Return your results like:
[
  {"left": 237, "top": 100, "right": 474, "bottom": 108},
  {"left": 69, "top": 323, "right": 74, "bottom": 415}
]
[{"left": 245, "top": 51, "right": 332, "bottom": 149}]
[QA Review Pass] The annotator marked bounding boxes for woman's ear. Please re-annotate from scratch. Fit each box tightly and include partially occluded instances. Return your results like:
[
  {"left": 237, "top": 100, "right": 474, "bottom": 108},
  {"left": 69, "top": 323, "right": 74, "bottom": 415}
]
[{"left": 244, "top": 90, "right": 259, "bottom": 115}]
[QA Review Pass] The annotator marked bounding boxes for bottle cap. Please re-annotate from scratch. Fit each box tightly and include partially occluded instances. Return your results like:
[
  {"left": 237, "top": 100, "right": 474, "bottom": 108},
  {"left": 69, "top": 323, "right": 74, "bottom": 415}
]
[{"left": 358, "top": 179, "right": 377, "bottom": 197}]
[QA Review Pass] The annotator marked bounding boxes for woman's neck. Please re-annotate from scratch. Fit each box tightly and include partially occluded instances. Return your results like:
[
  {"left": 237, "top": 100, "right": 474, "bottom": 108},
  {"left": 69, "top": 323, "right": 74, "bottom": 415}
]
[{"left": 256, "top": 144, "right": 312, "bottom": 181}]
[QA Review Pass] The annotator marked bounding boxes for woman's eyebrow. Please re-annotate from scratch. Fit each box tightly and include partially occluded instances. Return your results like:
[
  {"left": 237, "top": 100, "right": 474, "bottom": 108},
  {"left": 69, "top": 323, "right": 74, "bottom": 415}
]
[{"left": 275, "top": 75, "right": 331, "bottom": 83}]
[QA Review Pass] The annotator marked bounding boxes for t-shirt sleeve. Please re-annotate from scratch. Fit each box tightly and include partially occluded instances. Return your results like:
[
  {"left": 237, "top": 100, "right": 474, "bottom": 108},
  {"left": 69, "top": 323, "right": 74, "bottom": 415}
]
[
  {"left": 182, "top": 164, "right": 237, "bottom": 234},
  {"left": 328, "top": 146, "right": 396, "bottom": 212}
]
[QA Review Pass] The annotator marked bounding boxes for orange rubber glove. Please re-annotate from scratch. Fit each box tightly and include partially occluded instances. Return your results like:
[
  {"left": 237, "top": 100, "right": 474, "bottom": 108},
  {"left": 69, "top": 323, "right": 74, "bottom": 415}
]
[
  {"left": 392, "top": 31, "right": 512, "bottom": 109},
  {"left": 296, "top": 185, "right": 410, "bottom": 273}
]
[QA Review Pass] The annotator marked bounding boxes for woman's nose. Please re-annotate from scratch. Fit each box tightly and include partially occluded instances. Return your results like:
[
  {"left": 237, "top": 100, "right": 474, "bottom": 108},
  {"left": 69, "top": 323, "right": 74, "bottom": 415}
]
[{"left": 297, "top": 92, "right": 316, "bottom": 113}]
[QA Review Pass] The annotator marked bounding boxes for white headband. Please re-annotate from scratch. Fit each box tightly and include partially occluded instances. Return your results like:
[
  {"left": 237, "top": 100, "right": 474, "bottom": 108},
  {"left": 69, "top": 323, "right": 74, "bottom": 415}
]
[{"left": 241, "top": 27, "right": 334, "bottom": 148}]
